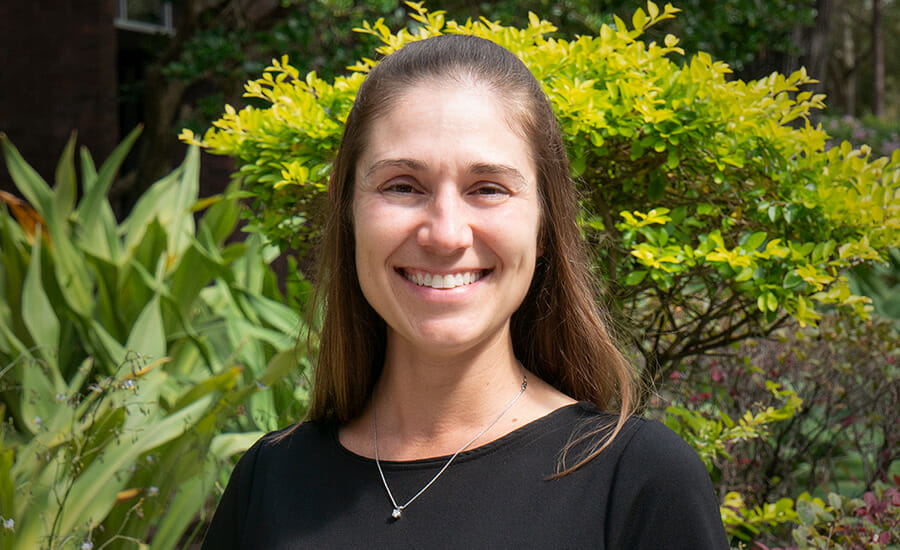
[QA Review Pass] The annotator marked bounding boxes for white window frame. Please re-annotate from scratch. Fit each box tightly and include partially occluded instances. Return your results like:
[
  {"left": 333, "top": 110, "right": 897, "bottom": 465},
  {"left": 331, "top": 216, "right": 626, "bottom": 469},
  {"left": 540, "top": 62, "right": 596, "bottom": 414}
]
[{"left": 114, "top": 0, "right": 175, "bottom": 35}]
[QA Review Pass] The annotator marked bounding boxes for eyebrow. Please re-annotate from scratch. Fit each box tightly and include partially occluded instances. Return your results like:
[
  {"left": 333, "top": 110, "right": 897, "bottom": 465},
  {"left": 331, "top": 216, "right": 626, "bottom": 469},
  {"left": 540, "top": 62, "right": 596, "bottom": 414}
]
[
  {"left": 363, "top": 158, "right": 427, "bottom": 182},
  {"left": 466, "top": 162, "right": 528, "bottom": 187},
  {"left": 364, "top": 158, "right": 527, "bottom": 187}
]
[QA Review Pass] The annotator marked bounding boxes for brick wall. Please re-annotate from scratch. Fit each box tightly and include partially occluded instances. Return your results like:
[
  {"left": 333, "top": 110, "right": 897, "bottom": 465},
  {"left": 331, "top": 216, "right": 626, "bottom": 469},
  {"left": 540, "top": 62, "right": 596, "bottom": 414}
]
[{"left": 0, "top": 1, "right": 118, "bottom": 194}]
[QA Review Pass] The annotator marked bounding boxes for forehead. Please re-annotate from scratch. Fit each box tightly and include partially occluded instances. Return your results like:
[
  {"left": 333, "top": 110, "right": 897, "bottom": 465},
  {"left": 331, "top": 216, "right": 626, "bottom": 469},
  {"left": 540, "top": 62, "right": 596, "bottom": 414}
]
[{"left": 356, "top": 82, "right": 535, "bottom": 181}]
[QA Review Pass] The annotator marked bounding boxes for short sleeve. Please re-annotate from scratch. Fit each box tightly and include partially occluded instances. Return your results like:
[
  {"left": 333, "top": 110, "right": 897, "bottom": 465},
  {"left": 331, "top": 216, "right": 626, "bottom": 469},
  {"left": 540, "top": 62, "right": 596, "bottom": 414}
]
[
  {"left": 200, "top": 440, "right": 261, "bottom": 550},
  {"left": 605, "top": 420, "right": 729, "bottom": 550}
]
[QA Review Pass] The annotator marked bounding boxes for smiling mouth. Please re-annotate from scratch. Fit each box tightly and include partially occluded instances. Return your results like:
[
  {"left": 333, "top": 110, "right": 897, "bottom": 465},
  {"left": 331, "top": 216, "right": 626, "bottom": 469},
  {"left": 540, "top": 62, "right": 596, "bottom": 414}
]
[{"left": 399, "top": 269, "right": 489, "bottom": 289}]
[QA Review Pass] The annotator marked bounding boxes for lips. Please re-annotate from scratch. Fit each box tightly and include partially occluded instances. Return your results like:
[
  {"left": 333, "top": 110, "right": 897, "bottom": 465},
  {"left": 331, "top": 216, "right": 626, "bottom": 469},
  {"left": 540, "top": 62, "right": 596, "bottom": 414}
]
[{"left": 400, "top": 268, "right": 488, "bottom": 289}]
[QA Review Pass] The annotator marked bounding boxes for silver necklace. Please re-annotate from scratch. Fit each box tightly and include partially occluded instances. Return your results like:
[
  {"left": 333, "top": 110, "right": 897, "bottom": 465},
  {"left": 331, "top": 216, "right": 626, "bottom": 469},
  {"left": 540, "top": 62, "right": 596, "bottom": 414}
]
[{"left": 373, "top": 370, "right": 528, "bottom": 520}]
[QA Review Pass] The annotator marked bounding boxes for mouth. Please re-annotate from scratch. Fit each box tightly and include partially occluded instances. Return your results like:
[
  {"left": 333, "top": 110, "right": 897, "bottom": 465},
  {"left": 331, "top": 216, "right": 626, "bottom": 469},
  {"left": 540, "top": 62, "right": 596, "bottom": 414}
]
[{"left": 398, "top": 268, "right": 490, "bottom": 289}]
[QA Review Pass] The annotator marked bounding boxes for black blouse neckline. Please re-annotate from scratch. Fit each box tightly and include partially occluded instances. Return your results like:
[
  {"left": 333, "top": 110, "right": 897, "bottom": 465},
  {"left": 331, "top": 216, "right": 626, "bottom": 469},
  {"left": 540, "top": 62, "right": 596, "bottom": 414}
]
[{"left": 330, "top": 401, "right": 605, "bottom": 469}]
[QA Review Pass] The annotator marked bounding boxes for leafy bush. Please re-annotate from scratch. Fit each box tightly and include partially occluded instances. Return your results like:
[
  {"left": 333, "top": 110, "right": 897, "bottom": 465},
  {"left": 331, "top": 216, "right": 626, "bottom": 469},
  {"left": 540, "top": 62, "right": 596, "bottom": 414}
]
[
  {"left": 790, "top": 479, "right": 900, "bottom": 549},
  {"left": 0, "top": 132, "right": 308, "bottom": 548},
  {"left": 823, "top": 114, "right": 900, "bottom": 159},
  {"left": 175, "top": 2, "right": 900, "bottom": 546},
  {"left": 850, "top": 248, "right": 900, "bottom": 320},
  {"left": 659, "top": 312, "right": 900, "bottom": 546},
  {"left": 183, "top": 1, "right": 900, "bottom": 385}
]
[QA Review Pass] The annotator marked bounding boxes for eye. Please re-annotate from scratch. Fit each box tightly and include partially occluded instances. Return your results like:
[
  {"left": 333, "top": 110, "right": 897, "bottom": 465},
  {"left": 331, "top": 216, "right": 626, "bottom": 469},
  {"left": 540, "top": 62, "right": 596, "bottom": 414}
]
[
  {"left": 470, "top": 183, "right": 510, "bottom": 197},
  {"left": 381, "top": 179, "right": 420, "bottom": 194}
]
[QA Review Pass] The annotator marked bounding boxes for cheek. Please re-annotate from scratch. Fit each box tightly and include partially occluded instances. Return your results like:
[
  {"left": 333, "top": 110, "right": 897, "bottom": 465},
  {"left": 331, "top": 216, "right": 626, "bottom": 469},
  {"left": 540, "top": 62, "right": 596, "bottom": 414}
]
[
  {"left": 352, "top": 200, "right": 408, "bottom": 289},
  {"left": 488, "top": 207, "right": 541, "bottom": 266}
]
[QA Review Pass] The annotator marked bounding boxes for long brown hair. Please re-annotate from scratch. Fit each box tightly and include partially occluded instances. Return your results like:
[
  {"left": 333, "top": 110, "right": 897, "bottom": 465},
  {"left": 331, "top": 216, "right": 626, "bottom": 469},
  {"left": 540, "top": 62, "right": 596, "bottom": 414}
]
[{"left": 306, "top": 34, "right": 637, "bottom": 473}]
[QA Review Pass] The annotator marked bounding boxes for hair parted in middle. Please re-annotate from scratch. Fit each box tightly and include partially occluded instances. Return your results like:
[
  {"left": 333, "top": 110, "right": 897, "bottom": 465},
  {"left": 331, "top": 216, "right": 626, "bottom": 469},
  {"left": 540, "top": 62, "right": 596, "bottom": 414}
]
[{"left": 306, "top": 34, "right": 637, "bottom": 472}]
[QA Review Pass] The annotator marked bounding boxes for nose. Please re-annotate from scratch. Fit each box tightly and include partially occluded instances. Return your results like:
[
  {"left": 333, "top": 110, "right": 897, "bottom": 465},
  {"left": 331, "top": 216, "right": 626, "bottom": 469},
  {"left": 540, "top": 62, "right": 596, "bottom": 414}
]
[{"left": 417, "top": 188, "right": 473, "bottom": 254}]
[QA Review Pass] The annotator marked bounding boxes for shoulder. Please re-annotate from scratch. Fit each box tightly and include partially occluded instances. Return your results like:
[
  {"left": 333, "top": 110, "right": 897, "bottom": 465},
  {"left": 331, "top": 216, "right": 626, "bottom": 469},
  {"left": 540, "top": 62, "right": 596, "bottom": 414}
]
[
  {"left": 565, "top": 403, "right": 705, "bottom": 472},
  {"left": 245, "top": 420, "right": 335, "bottom": 465},
  {"left": 564, "top": 405, "right": 729, "bottom": 549},
  {"left": 616, "top": 416, "right": 709, "bottom": 477},
  {"left": 610, "top": 422, "right": 729, "bottom": 548},
  {"left": 565, "top": 404, "right": 714, "bottom": 493},
  {"left": 201, "top": 421, "right": 332, "bottom": 549}
]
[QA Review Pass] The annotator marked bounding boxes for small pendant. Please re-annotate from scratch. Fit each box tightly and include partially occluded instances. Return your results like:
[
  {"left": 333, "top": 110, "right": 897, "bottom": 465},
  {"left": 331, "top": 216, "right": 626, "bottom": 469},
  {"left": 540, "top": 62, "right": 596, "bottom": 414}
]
[{"left": 392, "top": 508, "right": 402, "bottom": 519}]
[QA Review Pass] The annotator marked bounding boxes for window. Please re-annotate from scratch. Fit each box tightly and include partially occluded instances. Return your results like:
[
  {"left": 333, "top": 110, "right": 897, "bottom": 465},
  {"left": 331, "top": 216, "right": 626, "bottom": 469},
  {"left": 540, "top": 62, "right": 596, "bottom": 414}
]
[{"left": 114, "top": 0, "right": 174, "bottom": 35}]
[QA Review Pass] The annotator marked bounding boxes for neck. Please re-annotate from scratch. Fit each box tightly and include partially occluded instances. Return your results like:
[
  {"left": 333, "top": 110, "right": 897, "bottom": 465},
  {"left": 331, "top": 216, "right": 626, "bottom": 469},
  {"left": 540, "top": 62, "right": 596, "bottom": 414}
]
[{"left": 371, "top": 331, "right": 526, "bottom": 458}]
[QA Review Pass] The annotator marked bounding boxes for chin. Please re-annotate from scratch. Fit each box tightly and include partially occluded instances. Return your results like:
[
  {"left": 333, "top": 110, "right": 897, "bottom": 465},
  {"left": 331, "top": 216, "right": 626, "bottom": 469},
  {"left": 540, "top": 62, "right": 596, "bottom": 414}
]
[{"left": 392, "top": 320, "right": 506, "bottom": 358}]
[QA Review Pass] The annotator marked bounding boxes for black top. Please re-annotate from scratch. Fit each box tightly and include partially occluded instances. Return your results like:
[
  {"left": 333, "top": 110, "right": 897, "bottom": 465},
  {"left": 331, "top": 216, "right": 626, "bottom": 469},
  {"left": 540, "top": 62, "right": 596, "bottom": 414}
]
[{"left": 201, "top": 402, "right": 729, "bottom": 549}]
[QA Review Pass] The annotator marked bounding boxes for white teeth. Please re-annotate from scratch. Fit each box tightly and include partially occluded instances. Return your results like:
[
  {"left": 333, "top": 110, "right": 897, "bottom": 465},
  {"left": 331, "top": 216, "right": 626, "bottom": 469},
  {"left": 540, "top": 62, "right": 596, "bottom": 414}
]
[{"left": 404, "top": 270, "right": 484, "bottom": 289}]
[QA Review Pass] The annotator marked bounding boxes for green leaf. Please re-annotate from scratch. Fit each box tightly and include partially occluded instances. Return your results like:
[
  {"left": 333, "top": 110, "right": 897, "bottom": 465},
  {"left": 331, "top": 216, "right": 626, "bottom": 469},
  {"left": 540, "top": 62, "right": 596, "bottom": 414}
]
[
  {"left": 796, "top": 499, "right": 817, "bottom": 526},
  {"left": 76, "top": 125, "right": 141, "bottom": 227},
  {"left": 199, "top": 189, "right": 241, "bottom": 246},
  {"left": 56, "top": 394, "right": 215, "bottom": 536},
  {"left": 52, "top": 133, "right": 78, "bottom": 222},
  {"left": 172, "top": 366, "right": 242, "bottom": 411},
  {"left": 168, "top": 239, "right": 229, "bottom": 308},
  {"left": 148, "top": 473, "right": 213, "bottom": 550},
  {"left": 121, "top": 166, "right": 182, "bottom": 254},
  {"left": 88, "top": 319, "right": 128, "bottom": 367},
  {"left": 210, "top": 431, "right": 265, "bottom": 459},
  {"left": 744, "top": 231, "right": 767, "bottom": 251},
  {"left": 0, "top": 447, "right": 15, "bottom": 521},
  {"left": 79, "top": 145, "right": 97, "bottom": 192},
  {"left": 259, "top": 349, "right": 300, "bottom": 388},
  {"left": 648, "top": 176, "right": 665, "bottom": 201},
  {"left": 164, "top": 145, "right": 201, "bottom": 258},
  {"left": 21, "top": 228, "right": 59, "bottom": 355},
  {"left": 570, "top": 155, "right": 586, "bottom": 177},
  {"left": 735, "top": 267, "right": 754, "bottom": 282},
  {"left": 632, "top": 7, "right": 647, "bottom": 30},
  {"left": 239, "top": 290, "right": 303, "bottom": 337},
  {"left": 623, "top": 270, "right": 648, "bottom": 285},
  {"left": 0, "top": 134, "right": 54, "bottom": 218},
  {"left": 783, "top": 271, "right": 805, "bottom": 289},
  {"left": 125, "top": 293, "right": 167, "bottom": 361}
]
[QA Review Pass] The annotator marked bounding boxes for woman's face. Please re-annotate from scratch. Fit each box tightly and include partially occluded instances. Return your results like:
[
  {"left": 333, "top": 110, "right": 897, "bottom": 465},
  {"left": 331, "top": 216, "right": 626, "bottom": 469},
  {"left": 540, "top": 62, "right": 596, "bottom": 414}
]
[{"left": 352, "top": 82, "right": 541, "bottom": 358}]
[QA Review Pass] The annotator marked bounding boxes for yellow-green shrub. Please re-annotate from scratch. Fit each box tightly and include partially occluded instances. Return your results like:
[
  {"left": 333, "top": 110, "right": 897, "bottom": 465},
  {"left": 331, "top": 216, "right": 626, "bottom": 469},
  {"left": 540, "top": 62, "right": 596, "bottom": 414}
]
[{"left": 185, "top": 1, "right": 900, "bottom": 381}]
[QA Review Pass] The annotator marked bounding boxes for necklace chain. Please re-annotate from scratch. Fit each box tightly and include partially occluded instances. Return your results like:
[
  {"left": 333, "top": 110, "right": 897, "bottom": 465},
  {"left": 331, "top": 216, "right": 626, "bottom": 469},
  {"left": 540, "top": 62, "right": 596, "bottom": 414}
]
[{"left": 373, "top": 369, "right": 528, "bottom": 520}]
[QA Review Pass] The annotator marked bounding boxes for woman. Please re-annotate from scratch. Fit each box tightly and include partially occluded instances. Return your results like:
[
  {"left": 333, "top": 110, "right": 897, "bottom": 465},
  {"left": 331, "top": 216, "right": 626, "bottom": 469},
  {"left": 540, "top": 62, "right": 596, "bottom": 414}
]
[{"left": 202, "top": 34, "right": 729, "bottom": 549}]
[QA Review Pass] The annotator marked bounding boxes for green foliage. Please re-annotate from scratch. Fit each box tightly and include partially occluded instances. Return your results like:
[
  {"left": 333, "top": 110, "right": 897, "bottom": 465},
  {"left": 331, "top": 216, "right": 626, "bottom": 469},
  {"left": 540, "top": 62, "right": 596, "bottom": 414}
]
[
  {"left": 0, "top": 133, "right": 308, "bottom": 548},
  {"left": 721, "top": 481, "right": 900, "bottom": 549},
  {"left": 850, "top": 249, "right": 900, "bottom": 320},
  {"left": 791, "top": 480, "right": 900, "bottom": 549},
  {"left": 169, "top": 0, "right": 409, "bottom": 137},
  {"left": 185, "top": 2, "right": 900, "bottom": 382},
  {"left": 660, "top": 312, "right": 900, "bottom": 546},
  {"left": 664, "top": 380, "right": 802, "bottom": 472},
  {"left": 661, "top": 381, "right": 806, "bottom": 541},
  {"left": 824, "top": 114, "right": 900, "bottom": 160},
  {"left": 651, "top": 0, "right": 815, "bottom": 76},
  {"left": 720, "top": 490, "right": 809, "bottom": 544}
]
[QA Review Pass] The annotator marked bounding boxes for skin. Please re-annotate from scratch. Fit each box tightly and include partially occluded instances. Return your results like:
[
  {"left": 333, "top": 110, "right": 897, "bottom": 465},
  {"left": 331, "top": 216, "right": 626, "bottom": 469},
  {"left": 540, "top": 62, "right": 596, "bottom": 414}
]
[{"left": 340, "top": 81, "right": 574, "bottom": 461}]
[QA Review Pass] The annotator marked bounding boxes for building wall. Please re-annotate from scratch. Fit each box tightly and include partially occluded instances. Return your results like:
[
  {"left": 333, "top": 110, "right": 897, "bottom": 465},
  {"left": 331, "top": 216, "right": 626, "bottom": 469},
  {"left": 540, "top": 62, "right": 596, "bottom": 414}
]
[{"left": 0, "top": 1, "right": 118, "bottom": 193}]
